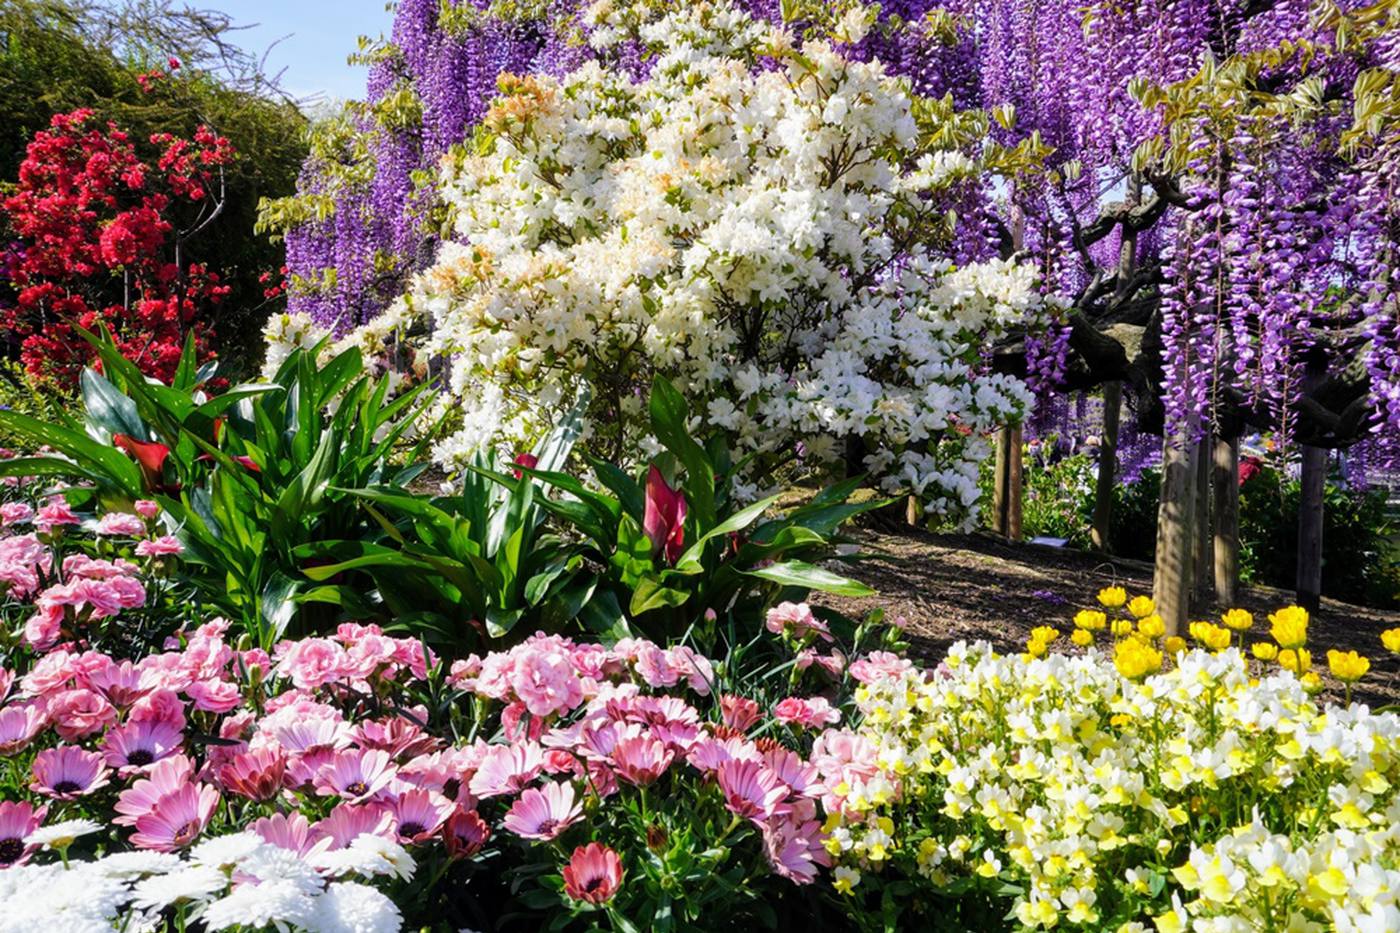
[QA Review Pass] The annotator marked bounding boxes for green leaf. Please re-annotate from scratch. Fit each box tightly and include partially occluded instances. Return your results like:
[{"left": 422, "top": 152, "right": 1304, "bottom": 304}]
[
  {"left": 674, "top": 493, "right": 779, "bottom": 569},
  {"left": 740, "top": 560, "right": 874, "bottom": 596},
  {"left": 0, "top": 409, "right": 142, "bottom": 495},
  {"left": 80, "top": 368, "right": 145, "bottom": 440},
  {"left": 648, "top": 376, "right": 715, "bottom": 526},
  {"left": 629, "top": 576, "right": 691, "bottom": 615}
]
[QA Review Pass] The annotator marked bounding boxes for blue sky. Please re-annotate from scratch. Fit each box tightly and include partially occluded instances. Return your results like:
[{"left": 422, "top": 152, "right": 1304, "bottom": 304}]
[{"left": 226, "top": 1, "right": 393, "bottom": 103}]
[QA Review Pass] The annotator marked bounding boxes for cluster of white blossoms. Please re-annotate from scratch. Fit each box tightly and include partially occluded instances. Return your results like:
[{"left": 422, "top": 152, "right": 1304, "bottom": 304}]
[
  {"left": 0, "top": 830, "right": 409, "bottom": 933},
  {"left": 821, "top": 641, "right": 1400, "bottom": 930},
  {"left": 320, "top": 0, "right": 1043, "bottom": 522}
]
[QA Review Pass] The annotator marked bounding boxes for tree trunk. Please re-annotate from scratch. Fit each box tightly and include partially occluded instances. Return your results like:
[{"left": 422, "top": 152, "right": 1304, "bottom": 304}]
[
  {"left": 1091, "top": 382, "right": 1122, "bottom": 552},
  {"left": 1296, "top": 444, "right": 1326, "bottom": 612},
  {"left": 1192, "top": 436, "right": 1214, "bottom": 611},
  {"left": 1154, "top": 429, "right": 1198, "bottom": 636},
  {"left": 1212, "top": 435, "right": 1240, "bottom": 607},
  {"left": 992, "top": 425, "right": 1024, "bottom": 541}
]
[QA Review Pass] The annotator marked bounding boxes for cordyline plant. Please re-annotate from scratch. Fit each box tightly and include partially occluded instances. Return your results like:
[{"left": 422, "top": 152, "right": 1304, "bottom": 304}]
[
  {"left": 0, "top": 326, "right": 437, "bottom": 648},
  {"left": 298, "top": 376, "right": 881, "bottom": 653}
]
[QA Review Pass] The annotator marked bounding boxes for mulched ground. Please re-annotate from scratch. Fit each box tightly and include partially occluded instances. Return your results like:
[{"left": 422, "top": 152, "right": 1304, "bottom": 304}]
[{"left": 820, "top": 526, "right": 1400, "bottom": 708}]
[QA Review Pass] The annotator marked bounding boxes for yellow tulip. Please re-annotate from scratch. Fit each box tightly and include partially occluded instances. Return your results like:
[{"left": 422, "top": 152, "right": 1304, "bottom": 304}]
[
  {"left": 1127, "top": 595, "right": 1156, "bottom": 619},
  {"left": 1327, "top": 649, "right": 1370, "bottom": 683},
  {"left": 1097, "top": 586, "right": 1127, "bottom": 609},
  {"left": 1268, "top": 606, "right": 1309, "bottom": 648},
  {"left": 1221, "top": 608, "right": 1253, "bottom": 631}
]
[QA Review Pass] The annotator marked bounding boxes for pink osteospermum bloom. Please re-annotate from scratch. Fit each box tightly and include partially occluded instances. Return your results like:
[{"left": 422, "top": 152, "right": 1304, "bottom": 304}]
[
  {"left": 314, "top": 748, "right": 397, "bottom": 802},
  {"left": 114, "top": 754, "right": 195, "bottom": 826},
  {"left": 468, "top": 741, "right": 544, "bottom": 799},
  {"left": 251, "top": 812, "right": 327, "bottom": 858},
  {"left": 135, "top": 535, "right": 184, "bottom": 557},
  {"left": 82, "top": 658, "right": 147, "bottom": 706},
  {"left": 218, "top": 747, "right": 287, "bottom": 802},
  {"left": 762, "top": 800, "right": 831, "bottom": 884},
  {"left": 0, "top": 801, "right": 46, "bottom": 868},
  {"left": 716, "top": 759, "right": 788, "bottom": 824},
  {"left": 130, "top": 782, "right": 219, "bottom": 851},
  {"left": 502, "top": 780, "right": 582, "bottom": 841},
  {"left": 611, "top": 735, "right": 674, "bottom": 787},
  {"left": 562, "top": 842, "right": 624, "bottom": 904},
  {"left": 310, "top": 803, "right": 398, "bottom": 851},
  {"left": 0, "top": 703, "right": 47, "bottom": 755},
  {"left": 443, "top": 807, "right": 491, "bottom": 859},
  {"left": 772, "top": 696, "right": 841, "bottom": 730},
  {"left": 30, "top": 746, "right": 111, "bottom": 800},
  {"left": 103, "top": 717, "right": 184, "bottom": 772},
  {"left": 386, "top": 788, "right": 456, "bottom": 844},
  {"left": 720, "top": 694, "right": 762, "bottom": 732}
]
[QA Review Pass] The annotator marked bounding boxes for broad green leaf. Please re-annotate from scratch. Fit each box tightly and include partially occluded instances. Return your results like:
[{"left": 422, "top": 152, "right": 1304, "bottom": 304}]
[{"left": 740, "top": 560, "right": 874, "bottom": 596}]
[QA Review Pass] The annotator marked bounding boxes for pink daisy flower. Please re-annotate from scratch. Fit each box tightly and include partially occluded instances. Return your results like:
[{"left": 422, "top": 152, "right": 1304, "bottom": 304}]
[
  {"left": 30, "top": 746, "right": 110, "bottom": 800},
  {"left": 720, "top": 694, "right": 762, "bottom": 732},
  {"left": 502, "top": 780, "right": 581, "bottom": 840},
  {"left": 114, "top": 754, "right": 195, "bottom": 825},
  {"left": 611, "top": 735, "right": 674, "bottom": 786},
  {"left": 251, "top": 812, "right": 327, "bottom": 858},
  {"left": 716, "top": 759, "right": 788, "bottom": 823},
  {"left": 762, "top": 800, "right": 831, "bottom": 884},
  {"left": 310, "top": 803, "right": 397, "bottom": 850},
  {"left": 443, "top": 808, "right": 490, "bottom": 859},
  {"left": 0, "top": 703, "right": 47, "bottom": 755},
  {"left": 468, "top": 742, "right": 544, "bottom": 799},
  {"left": 385, "top": 788, "right": 456, "bottom": 843},
  {"left": 103, "top": 718, "right": 184, "bottom": 772},
  {"left": 82, "top": 659, "right": 147, "bottom": 706},
  {"left": 0, "top": 801, "right": 46, "bottom": 868},
  {"left": 562, "top": 842, "right": 624, "bottom": 904},
  {"left": 314, "top": 748, "right": 397, "bottom": 802},
  {"left": 130, "top": 782, "right": 220, "bottom": 851},
  {"left": 218, "top": 747, "right": 287, "bottom": 802}
]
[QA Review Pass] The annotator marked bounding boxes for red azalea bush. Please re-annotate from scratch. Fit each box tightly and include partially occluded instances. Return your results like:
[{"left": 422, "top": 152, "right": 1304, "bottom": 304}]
[{"left": 0, "top": 109, "right": 234, "bottom": 386}]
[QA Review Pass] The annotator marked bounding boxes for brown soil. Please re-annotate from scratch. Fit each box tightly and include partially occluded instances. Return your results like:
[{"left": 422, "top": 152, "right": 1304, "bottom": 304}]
[{"left": 821, "top": 527, "right": 1400, "bottom": 708}]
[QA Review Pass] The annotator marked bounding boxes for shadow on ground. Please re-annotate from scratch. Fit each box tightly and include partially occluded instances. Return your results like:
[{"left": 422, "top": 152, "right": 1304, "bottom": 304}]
[{"left": 821, "top": 528, "right": 1400, "bottom": 708}]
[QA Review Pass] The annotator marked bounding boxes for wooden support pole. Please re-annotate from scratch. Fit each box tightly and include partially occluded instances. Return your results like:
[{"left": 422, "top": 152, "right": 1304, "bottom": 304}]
[
  {"left": 1154, "top": 428, "right": 1198, "bottom": 636},
  {"left": 1212, "top": 435, "right": 1240, "bottom": 608},
  {"left": 992, "top": 425, "right": 1024, "bottom": 541},
  {"left": 1091, "top": 382, "right": 1122, "bottom": 552},
  {"left": 1296, "top": 444, "right": 1326, "bottom": 612},
  {"left": 1192, "top": 434, "right": 1215, "bottom": 612}
]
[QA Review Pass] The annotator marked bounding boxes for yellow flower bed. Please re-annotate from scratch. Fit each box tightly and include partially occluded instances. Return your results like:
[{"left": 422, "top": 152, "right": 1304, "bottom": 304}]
[{"left": 824, "top": 595, "right": 1400, "bottom": 930}]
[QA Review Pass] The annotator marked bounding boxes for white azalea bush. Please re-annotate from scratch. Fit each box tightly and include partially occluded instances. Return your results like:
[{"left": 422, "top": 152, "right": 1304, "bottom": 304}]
[
  {"left": 0, "top": 830, "right": 409, "bottom": 933},
  {"left": 301, "top": 0, "right": 1045, "bottom": 522},
  {"left": 821, "top": 637, "right": 1400, "bottom": 931}
]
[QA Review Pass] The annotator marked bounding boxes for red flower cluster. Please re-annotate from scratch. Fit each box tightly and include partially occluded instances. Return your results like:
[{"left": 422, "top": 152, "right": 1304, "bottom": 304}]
[{"left": 0, "top": 109, "right": 234, "bottom": 386}]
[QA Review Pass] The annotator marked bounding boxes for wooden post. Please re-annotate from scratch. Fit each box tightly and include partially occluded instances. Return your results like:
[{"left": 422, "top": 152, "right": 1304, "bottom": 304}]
[
  {"left": 1091, "top": 382, "right": 1122, "bottom": 552},
  {"left": 1192, "top": 435, "right": 1215, "bottom": 611},
  {"left": 1296, "top": 444, "right": 1326, "bottom": 612},
  {"left": 1154, "top": 428, "right": 1198, "bottom": 636},
  {"left": 1212, "top": 435, "right": 1240, "bottom": 608},
  {"left": 992, "top": 425, "right": 1024, "bottom": 541}
]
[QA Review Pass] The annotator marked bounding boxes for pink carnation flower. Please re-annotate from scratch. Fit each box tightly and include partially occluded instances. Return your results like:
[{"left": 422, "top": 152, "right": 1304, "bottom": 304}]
[
  {"left": 772, "top": 696, "right": 841, "bottom": 729},
  {"left": 34, "top": 498, "right": 80, "bottom": 533},
  {"left": 95, "top": 511, "right": 147, "bottom": 536},
  {"left": 0, "top": 502, "right": 34, "bottom": 526},
  {"left": 46, "top": 687, "right": 117, "bottom": 740},
  {"left": 135, "top": 535, "right": 184, "bottom": 557},
  {"left": 185, "top": 678, "right": 242, "bottom": 713},
  {"left": 764, "top": 602, "right": 832, "bottom": 643},
  {"left": 134, "top": 500, "right": 160, "bottom": 519}
]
